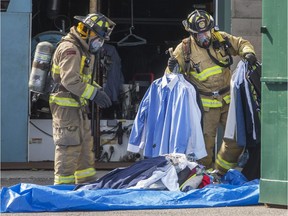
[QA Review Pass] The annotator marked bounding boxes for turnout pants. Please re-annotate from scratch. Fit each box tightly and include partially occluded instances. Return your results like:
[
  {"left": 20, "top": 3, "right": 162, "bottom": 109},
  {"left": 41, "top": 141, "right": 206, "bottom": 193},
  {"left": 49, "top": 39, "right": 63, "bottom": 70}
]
[
  {"left": 51, "top": 106, "right": 97, "bottom": 185},
  {"left": 198, "top": 103, "right": 243, "bottom": 175}
]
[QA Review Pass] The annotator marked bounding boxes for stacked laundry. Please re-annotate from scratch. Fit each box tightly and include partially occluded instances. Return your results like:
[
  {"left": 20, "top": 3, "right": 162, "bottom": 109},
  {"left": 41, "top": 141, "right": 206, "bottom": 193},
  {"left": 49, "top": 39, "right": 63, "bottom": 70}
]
[{"left": 75, "top": 154, "right": 219, "bottom": 192}]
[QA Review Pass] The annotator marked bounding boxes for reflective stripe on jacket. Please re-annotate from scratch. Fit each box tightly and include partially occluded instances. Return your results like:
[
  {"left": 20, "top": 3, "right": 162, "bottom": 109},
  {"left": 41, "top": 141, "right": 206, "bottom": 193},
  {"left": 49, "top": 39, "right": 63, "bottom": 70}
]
[
  {"left": 188, "top": 65, "right": 222, "bottom": 82},
  {"left": 49, "top": 26, "right": 98, "bottom": 108}
]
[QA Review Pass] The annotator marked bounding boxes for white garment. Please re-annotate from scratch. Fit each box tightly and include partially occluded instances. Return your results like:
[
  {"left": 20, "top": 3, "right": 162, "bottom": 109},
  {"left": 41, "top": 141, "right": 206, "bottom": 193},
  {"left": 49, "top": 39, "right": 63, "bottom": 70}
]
[
  {"left": 224, "top": 72, "right": 237, "bottom": 139},
  {"left": 224, "top": 61, "right": 246, "bottom": 140},
  {"left": 128, "top": 153, "right": 199, "bottom": 191},
  {"left": 128, "top": 164, "right": 180, "bottom": 191},
  {"left": 165, "top": 153, "right": 199, "bottom": 171}
]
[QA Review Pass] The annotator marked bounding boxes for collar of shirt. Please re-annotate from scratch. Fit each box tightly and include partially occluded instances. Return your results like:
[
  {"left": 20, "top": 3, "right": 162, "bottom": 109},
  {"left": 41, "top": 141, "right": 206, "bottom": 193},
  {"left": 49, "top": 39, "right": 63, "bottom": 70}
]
[{"left": 161, "top": 74, "right": 180, "bottom": 90}]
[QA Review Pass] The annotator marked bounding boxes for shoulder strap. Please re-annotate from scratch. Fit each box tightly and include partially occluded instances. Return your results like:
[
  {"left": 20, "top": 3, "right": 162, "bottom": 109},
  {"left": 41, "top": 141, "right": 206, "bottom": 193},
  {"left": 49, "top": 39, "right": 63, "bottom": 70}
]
[
  {"left": 182, "top": 37, "right": 201, "bottom": 73},
  {"left": 210, "top": 30, "right": 233, "bottom": 68},
  {"left": 206, "top": 48, "right": 233, "bottom": 68}
]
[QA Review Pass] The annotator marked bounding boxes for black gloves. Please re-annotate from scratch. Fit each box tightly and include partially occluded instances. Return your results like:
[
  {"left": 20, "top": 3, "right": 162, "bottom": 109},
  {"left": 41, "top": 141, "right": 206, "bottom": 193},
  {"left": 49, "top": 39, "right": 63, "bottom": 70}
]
[
  {"left": 244, "top": 53, "right": 257, "bottom": 67},
  {"left": 92, "top": 89, "right": 112, "bottom": 108},
  {"left": 168, "top": 57, "right": 178, "bottom": 72}
]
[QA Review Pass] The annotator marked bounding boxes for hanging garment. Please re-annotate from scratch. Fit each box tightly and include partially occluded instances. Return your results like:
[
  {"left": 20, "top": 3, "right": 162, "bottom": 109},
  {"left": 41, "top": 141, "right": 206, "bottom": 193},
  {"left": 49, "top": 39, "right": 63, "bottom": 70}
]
[
  {"left": 102, "top": 44, "right": 124, "bottom": 102},
  {"left": 224, "top": 72, "right": 237, "bottom": 139},
  {"left": 221, "top": 61, "right": 261, "bottom": 179},
  {"left": 178, "top": 75, "right": 205, "bottom": 156},
  {"left": 235, "top": 84, "right": 247, "bottom": 147},
  {"left": 239, "top": 83, "right": 261, "bottom": 147},
  {"left": 224, "top": 61, "right": 260, "bottom": 146},
  {"left": 127, "top": 73, "right": 206, "bottom": 159},
  {"left": 183, "top": 76, "right": 204, "bottom": 128},
  {"left": 241, "top": 144, "right": 261, "bottom": 180}
]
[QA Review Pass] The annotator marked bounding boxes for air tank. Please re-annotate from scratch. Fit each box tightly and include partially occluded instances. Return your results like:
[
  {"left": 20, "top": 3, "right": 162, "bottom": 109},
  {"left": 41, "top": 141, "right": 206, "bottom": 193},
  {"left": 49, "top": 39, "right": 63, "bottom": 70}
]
[{"left": 29, "top": 41, "right": 54, "bottom": 93}]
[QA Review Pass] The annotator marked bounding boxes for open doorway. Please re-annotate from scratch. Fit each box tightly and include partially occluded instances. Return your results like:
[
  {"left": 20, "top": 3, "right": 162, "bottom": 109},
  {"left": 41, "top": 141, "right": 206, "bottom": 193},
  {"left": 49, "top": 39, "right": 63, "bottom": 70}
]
[
  {"left": 100, "top": 0, "right": 214, "bottom": 81},
  {"left": 28, "top": 0, "right": 214, "bottom": 163}
]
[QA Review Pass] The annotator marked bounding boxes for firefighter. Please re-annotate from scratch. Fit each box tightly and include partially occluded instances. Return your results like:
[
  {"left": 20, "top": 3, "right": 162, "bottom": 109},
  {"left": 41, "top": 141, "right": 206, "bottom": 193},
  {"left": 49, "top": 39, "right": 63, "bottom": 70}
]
[
  {"left": 167, "top": 10, "right": 257, "bottom": 175},
  {"left": 50, "top": 13, "right": 115, "bottom": 184}
]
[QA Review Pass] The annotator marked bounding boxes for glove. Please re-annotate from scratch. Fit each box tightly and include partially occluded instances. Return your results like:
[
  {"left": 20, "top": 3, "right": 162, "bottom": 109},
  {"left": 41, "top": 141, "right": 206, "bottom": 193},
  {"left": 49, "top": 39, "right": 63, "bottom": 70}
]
[
  {"left": 168, "top": 57, "right": 178, "bottom": 72},
  {"left": 244, "top": 53, "right": 257, "bottom": 66},
  {"left": 92, "top": 89, "right": 112, "bottom": 108}
]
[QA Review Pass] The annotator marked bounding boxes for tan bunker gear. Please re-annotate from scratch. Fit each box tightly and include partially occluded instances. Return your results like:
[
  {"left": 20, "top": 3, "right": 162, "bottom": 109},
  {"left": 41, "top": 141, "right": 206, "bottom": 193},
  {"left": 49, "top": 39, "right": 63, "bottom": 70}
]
[
  {"left": 171, "top": 30, "right": 255, "bottom": 174},
  {"left": 50, "top": 27, "right": 98, "bottom": 184},
  {"left": 50, "top": 13, "right": 115, "bottom": 184}
]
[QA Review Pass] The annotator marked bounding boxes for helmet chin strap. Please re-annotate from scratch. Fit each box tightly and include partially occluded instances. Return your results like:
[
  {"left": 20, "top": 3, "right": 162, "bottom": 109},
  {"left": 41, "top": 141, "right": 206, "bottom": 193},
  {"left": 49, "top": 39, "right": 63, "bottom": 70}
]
[{"left": 86, "top": 29, "right": 91, "bottom": 44}]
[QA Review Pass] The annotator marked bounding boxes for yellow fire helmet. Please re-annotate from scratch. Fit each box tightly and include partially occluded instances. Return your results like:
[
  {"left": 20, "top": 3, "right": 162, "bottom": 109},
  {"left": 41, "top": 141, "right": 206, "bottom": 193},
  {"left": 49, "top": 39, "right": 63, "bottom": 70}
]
[{"left": 74, "top": 13, "right": 116, "bottom": 40}]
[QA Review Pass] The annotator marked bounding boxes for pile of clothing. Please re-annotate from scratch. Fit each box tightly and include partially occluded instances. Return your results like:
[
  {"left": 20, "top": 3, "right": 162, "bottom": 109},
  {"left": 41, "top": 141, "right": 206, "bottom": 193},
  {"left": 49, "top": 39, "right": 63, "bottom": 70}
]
[{"left": 75, "top": 154, "right": 221, "bottom": 192}]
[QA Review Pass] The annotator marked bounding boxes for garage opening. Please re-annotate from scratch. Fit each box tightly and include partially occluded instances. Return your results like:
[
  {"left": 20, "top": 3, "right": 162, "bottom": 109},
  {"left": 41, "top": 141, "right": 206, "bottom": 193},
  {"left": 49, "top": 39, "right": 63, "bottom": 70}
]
[{"left": 29, "top": 0, "right": 214, "bottom": 163}]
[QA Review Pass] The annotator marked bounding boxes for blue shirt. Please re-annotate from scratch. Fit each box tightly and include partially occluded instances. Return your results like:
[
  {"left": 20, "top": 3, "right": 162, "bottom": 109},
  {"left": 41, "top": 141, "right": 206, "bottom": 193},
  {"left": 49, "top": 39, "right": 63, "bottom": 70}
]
[{"left": 127, "top": 74, "right": 206, "bottom": 159}]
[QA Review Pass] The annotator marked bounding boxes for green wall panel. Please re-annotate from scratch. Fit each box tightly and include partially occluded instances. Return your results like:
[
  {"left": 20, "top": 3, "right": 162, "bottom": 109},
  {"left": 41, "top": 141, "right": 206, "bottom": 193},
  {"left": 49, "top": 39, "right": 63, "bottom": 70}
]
[{"left": 260, "top": 0, "right": 288, "bottom": 206}]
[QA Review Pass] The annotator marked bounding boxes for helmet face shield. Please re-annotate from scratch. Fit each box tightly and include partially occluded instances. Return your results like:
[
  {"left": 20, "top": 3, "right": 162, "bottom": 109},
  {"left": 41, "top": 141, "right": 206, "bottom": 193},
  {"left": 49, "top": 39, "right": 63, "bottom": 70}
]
[
  {"left": 103, "top": 21, "right": 115, "bottom": 40},
  {"left": 195, "top": 30, "right": 211, "bottom": 48}
]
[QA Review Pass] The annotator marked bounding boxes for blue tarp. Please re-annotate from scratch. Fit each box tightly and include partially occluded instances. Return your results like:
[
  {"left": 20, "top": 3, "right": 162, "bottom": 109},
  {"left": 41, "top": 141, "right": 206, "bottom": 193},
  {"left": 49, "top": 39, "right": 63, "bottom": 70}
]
[{"left": 1, "top": 173, "right": 260, "bottom": 213}]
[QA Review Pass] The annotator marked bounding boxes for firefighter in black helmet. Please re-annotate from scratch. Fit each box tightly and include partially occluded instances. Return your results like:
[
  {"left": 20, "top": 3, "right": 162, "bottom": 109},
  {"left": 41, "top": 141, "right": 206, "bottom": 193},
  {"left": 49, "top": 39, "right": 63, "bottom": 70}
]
[
  {"left": 167, "top": 9, "right": 257, "bottom": 175},
  {"left": 182, "top": 9, "right": 215, "bottom": 48},
  {"left": 50, "top": 13, "right": 115, "bottom": 185},
  {"left": 74, "top": 13, "right": 115, "bottom": 52}
]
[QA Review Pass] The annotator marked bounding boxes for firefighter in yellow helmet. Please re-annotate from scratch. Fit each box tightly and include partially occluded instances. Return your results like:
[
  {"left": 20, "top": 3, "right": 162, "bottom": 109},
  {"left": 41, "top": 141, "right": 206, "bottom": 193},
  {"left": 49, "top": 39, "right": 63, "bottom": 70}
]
[
  {"left": 50, "top": 13, "right": 115, "bottom": 185},
  {"left": 167, "top": 10, "right": 257, "bottom": 175}
]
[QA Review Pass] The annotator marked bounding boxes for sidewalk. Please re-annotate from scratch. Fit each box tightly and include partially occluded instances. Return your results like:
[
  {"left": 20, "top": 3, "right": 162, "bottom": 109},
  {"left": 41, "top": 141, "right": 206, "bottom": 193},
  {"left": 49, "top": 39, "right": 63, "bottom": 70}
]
[{"left": 1, "top": 170, "right": 287, "bottom": 216}]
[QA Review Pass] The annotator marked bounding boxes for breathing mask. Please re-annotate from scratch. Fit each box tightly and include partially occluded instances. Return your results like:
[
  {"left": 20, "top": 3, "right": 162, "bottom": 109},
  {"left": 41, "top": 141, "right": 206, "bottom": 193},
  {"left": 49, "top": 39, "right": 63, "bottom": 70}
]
[
  {"left": 194, "top": 30, "right": 212, "bottom": 48},
  {"left": 89, "top": 37, "right": 104, "bottom": 53}
]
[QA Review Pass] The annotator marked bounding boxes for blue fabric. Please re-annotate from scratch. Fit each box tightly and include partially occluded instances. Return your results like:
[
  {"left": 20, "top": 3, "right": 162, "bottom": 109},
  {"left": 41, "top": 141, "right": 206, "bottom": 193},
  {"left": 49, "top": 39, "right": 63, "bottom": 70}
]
[
  {"left": 233, "top": 61, "right": 247, "bottom": 147},
  {"left": 128, "top": 74, "right": 196, "bottom": 157},
  {"left": 235, "top": 87, "right": 246, "bottom": 146},
  {"left": 1, "top": 180, "right": 259, "bottom": 213},
  {"left": 221, "top": 169, "right": 260, "bottom": 185}
]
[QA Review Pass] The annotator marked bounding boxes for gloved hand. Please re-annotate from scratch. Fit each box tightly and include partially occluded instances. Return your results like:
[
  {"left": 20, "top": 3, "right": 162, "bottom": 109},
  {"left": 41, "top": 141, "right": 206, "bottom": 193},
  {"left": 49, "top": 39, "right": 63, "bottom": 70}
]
[
  {"left": 92, "top": 89, "right": 112, "bottom": 108},
  {"left": 244, "top": 53, "right": 257, "bottom": 66},
  {"left": 168, "top": 57, "right": 178, "bottom": 72}
]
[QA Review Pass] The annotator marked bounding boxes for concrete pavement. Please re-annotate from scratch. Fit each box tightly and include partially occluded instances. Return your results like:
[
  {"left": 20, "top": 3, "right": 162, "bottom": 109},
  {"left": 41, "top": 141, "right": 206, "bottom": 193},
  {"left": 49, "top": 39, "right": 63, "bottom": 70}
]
[{"left": 1, "top": 170, "right": 287, "bottom": 216}]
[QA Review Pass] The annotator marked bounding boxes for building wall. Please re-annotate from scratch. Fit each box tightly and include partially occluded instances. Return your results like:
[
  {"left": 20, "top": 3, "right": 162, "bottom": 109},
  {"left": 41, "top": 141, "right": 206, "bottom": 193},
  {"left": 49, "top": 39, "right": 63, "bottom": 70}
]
[
  {"left": 1, "top": 0, "right": 31, "bottom": 162},
  {"left": 231, "top": 0, "right": 262, "bottom": 70}
]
